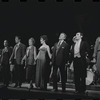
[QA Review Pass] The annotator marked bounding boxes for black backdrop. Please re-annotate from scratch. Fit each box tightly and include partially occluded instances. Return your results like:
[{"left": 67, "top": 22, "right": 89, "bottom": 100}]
[{"left": 0, "top": 0, "right": 100, "bottom": 48}]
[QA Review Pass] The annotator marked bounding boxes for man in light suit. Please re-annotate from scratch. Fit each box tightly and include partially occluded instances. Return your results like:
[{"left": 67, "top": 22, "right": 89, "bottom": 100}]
[
  {"left": 70, "top": 32, "right": 90, "bottom": 94},
  {"left": 51, "top": 33, "right": 69, "bottom": 92},
  {"left": 9, "top": 36, "right": 26, "bottom": 87}
]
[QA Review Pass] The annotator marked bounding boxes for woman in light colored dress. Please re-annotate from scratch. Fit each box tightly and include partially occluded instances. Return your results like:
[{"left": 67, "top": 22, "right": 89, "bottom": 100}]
[
  {"left": 22, "top": 37, "right": 37, "bottom": 89},
  {"left": 35, "top": 35, "right": 51, "bottom": 90}
]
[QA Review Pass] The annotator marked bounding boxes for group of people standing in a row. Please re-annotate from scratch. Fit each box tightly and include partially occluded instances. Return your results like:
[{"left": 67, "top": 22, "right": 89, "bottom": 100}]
[{"left": 0, "top": 32, "right": 100, "bottom": 94}]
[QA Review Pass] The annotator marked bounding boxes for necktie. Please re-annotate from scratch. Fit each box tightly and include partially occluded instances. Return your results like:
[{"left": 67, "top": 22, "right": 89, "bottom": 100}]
[
  {"left": 58, "top": 41, "right": 61, "bottom": 48},
  {"left": 56, "top": 41, "right": 61, "bottom": 55}
]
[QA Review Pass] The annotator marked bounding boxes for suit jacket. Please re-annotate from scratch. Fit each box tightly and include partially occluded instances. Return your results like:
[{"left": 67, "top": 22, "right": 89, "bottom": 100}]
[
  {"left": 70, "top": 40, "right": 90, "bottom": 68},
  {"left": 10, "top": 43, "right": 26, "bottom": 65},
  {"left": 52, "top": 41, "right": 69, "bottom": 66},
  {"left": 1, "top": 47, "right": 13, "bottom": 65}
]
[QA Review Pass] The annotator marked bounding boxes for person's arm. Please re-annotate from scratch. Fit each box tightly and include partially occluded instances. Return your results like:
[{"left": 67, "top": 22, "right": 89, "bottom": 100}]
[
  {"left": 93, "top": 37, "right": 99, "bottom": 59},
  {"left": 21, "top": 44, "right": 26, "bottom": 59},
  {"left": 64, "top": 43, "right": 69, "bottom": 64},
  {"left": 33, "top": 46, "right": 37, "bottom": 64},
  {"left": 9, "top": 46, "right": 15, "bottom": 64},
  {"left": 47, "top": 46, "right": 52, "bottom": 59},
  {"left": 0, "top": 49, "right": 4, "bottom": 66},
  {"left": 21, "top": 54, "right": 26, "bottom": 64}
]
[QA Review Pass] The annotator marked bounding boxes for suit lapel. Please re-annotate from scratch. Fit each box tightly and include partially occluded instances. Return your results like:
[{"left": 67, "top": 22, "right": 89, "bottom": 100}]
[
  {"left": 56, "top": 41, "right": 64, "bottom": 55},
  {"left": 79, "top": 41, "right": 83, "bottom": 52},
  {"left": 16, "top": 43, "right": 21, "bottom": 52}
]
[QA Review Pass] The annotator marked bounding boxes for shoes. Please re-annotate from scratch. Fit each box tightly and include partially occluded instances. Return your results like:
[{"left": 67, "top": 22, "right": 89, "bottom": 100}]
[{"left": 51, "top": 89, "right": 58, "bottom": 92}]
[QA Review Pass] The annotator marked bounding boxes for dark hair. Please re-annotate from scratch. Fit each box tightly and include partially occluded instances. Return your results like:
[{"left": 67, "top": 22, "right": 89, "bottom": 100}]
[
  {"left": 4, "top": 40, "right": 8, "bottom": 43},
  {"left": 15, "top": 36, "right": 21, "bottom": 40},
  {"left": 40, "top": 35, "right": 48, "bottom": 43},
  {"left": 79, "top": 32, "right": 83, "bottom": 37},
  {"left": 29, "top": 37, "right": 35, "bottom": 45}
]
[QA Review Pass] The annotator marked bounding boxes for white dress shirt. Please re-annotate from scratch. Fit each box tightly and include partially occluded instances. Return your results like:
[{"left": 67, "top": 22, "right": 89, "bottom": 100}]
[{"left": 74, "top": 39, "right": 81, "bottom": 58}]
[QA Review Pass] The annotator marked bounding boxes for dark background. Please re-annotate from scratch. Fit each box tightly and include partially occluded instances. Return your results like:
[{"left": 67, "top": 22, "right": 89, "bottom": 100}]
[{"left": 0, "top": 0, "right": 100, "bottom": 48}]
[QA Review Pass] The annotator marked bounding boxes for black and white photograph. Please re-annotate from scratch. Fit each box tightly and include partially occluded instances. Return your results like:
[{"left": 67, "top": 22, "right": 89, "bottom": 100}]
[{"left": 0, "top": 0, "right": 100, "bottom": 99}]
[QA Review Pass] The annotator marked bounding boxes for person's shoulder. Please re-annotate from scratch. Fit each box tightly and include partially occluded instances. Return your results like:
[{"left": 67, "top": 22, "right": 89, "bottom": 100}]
[
  {"left": 63, "top": 41, "right": 68, "bottom": 46},
  {"left": 20, "top": 43, "right": 26, "bottom": 47}
]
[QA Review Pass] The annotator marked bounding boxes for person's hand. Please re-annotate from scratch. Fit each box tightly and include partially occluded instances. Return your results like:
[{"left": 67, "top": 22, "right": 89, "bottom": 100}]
[
  {"left": 91, "top": 58, "right": 96, "bottom": 63},
  {"left": 33, "top": 61, "right": 36, "bottom": 65},
  {"left": 9, "top": 61, "right": 12, "bottom": 65},
  {"left": 50, "top": 62, "right": 52, "bottom": 66},
  {"left": 24, "top": 66, "right": 26, "bottom": 69},
  {"left": 21, "top": 59, "right": 24, "bottom": 65}
]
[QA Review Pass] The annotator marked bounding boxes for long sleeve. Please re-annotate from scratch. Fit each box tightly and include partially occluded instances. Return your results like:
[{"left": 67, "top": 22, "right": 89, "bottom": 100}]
[{"left": 93, "top": 37, "right": 100, "bottom": 59}]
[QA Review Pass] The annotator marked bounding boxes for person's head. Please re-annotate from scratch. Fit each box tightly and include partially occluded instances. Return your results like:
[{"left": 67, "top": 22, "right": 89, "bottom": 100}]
[
  {"left": 15, "top": 36, "right": 21, "bottom": 44},
  {"left": 40, "top": 35, "right": 48, "bottom": 44},
  {"left": 4, "top": 40, "right": 8, "bottom": 47},
  {"left": 28, "top": 37, "right": 35, "bottom": 46},
  {"left": 59, "top": 32, "right": 67, "bottom": 41},
  {"left": 75, "top": 32, "right": 83, "bottom": 40}
]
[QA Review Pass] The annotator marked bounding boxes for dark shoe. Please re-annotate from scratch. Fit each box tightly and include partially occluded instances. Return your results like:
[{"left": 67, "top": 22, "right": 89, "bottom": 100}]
[
  {"left": 62, "top": 89, "right": 66, "bottom": 92},
  {"left": 18, "top": 85, "right": 21, "bottom": 88},
  {"left": 51, "top": 89, "right": 58, "bottom": 92}
]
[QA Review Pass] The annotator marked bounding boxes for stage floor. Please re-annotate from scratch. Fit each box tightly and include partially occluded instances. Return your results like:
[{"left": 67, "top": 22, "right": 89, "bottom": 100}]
[{"left": 0, "top": 82, "right": 100, "bottom": 99}]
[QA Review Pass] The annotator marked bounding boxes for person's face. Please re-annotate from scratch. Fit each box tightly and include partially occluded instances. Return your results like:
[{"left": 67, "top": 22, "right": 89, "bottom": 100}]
[
  {"left": 40, "top": 38, "right": 44, "bottom": 44},
  {"left": 4, "top": 40, "right": 8, "bottom": 47},
  {"left": 15, "top": 37, "right": 20, "bottom": 44},
  {"left": 29, "top": 39, "right": 33, "bottom": 46},
  {"left": 59, "top": 33, "right": 65, "bottom": 40},
  {"left": 75, "top": 32, "right": 82, "bottom": 40}
]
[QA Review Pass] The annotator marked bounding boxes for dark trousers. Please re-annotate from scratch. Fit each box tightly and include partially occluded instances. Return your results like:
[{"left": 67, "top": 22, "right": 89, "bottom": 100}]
[
  {"left": 74, "top": 57, "right": 86, "bottom": 92},
  {"left": 14, "top": 64, "right": 24, "bottom": 86},
  {"left": 53, "top": 65, "right": 66, "bottom": 91},
  {"left": 2, "top": 64, "right": 10, "bottom": 85}
]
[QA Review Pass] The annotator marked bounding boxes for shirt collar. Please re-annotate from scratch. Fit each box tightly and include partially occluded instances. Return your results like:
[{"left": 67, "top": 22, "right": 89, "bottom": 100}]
[
  {"left": 59, "top": 40, "right": 64, "bottom": 44},
  {"left": 17, "top": 42, "right": 21, "bottom": 46},
  {"left": 76, "top": 39, "right": 81, "bottom": 43}
]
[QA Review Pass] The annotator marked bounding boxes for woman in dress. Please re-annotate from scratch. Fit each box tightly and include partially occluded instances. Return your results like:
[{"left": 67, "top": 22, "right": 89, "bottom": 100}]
[
  {"left": 92, "top": 37, "right": 100, "bottom": 83},
  {"left": 22, "top": 37, "right": 37, "bottom": 89},
  {"left": 1, "top": 40, "right": 12, "bottom": 87},
  {"left": 35, "top": 35, "right": 51, "bottom": 90}
]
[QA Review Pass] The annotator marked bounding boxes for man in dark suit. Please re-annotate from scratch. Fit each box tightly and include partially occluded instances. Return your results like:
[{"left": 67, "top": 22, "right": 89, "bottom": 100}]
[
  {"left": 70, "top": 32, "right": 90, "bottom": 94},
  {"left": 51, "top": 33, "right": 69, "bottom": 92},
  {"left": 9, "top": 36, "right": 26, "bottom": 87},
  {"left": 1, "top": 40, "right": 13, "bottom": 87}
]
